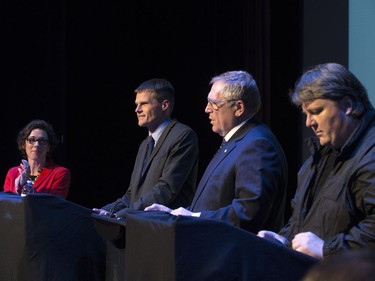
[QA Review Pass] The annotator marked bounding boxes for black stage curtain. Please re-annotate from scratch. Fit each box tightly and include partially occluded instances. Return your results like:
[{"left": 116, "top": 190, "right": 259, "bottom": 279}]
[{"left": 2, "top": 1, "right": 301, "bottom": 218}]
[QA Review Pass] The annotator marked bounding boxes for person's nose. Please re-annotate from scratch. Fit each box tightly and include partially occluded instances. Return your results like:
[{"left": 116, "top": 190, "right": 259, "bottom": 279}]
[
  {"left": 205, "top": 102, "right": 212, "bottom": 113},
  {"left": 32, "top": 141, "right": 40, "bottom": 147},
  {"left": 305, "top": 114, "right": 316, "bottom": 127},
  {"left": 135, "top": 105, "right": 142, "bottom": 113}
]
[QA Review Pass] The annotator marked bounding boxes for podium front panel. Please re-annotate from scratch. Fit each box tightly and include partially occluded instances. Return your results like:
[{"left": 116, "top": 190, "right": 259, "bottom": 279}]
[
  {"left": 125, "top": 211, "right": 318, "bottom": 281},
  {"left": 0, "top": 192, "right": 105, "bottom": 281}
]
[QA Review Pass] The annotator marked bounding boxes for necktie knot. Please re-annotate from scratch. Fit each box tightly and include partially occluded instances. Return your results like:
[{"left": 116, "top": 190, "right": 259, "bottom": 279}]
[
  {"left": 220, "top": 138, "right": 227, "bottom": 149},
  {"left": 147, "top": 136, "right": 155, "bottom": 151}
]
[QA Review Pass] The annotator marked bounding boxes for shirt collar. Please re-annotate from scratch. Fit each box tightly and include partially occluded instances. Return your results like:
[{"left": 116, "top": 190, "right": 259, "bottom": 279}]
[
  {"left": 224, "top": 117, "right": 251, "bottom": 142},
  {"left": 149, "top": 118, "right": 171, "bottom": 144}
]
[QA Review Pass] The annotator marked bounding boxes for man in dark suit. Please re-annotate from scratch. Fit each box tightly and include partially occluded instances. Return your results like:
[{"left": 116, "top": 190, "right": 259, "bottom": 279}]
[
  {"left": 93, "top": 78, "right": 198, "bottom": 218},
  {"left": 146, "top": 70, "right": 288, "bottom": 233}
]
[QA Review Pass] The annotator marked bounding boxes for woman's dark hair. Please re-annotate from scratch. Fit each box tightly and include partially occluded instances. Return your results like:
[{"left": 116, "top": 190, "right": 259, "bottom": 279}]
[{"left": 17, "top": 119, "right": 59, "bottom": 160}]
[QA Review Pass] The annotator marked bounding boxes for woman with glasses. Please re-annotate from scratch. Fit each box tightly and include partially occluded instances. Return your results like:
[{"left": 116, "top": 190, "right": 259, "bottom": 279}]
[{"left": 3, "top": 119, "right": 71, "bottom": 199}]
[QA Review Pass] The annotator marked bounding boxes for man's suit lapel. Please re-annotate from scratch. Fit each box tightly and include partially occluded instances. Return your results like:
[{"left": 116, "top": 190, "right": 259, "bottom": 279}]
[
  {"left": 139, "top": 119, "right": 177, "bottom": 180},
  {"left": 190, "top": 117, "right": 260, "bottom": 209},
  {"left": 134, "top": 138, "right": 149, "bottom": 185},
  {"left": 151, "top": 119, "right": 177, "bottom": 158},
  {"left": 190, "top": 142, "right": 234, "bottom": 208}
]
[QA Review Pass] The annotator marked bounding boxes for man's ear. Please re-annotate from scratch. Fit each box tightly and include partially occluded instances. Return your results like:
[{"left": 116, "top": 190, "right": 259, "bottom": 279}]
[
  {"left": 161, "top": 100, "right": 169, "bottom": 111},
  {"left": 342, "top": 96, "right": 353, "bottom": 115},
  {"left": 234, "top": 100, "right": 245, "bottom": 117}
]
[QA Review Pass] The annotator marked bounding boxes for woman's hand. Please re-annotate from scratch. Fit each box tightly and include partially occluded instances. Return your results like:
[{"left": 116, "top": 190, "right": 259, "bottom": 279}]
[{"left": 15, "top": 159, "right": 31, "bottom": 188}]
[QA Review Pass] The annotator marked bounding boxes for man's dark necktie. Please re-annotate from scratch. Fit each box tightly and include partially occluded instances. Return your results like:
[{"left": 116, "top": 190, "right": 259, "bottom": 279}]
[{"left": 142, "top": 136, "right": 154, "bottom": 175}]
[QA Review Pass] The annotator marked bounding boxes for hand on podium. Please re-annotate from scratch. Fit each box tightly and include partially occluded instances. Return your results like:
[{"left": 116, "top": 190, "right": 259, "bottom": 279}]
[
  {"left": 257, "top": 230, "right": 288, "bottom": 245},
  {"left": 145, "top": 203, "right": 201, "bottom": 217},
  {"left": 92, "top": 208, "right": 111, "bottom": 216},
  {"left": 292, "top": 232, "right": 324, "bottom": 260},
  {"left": 144, "top": 203, "right": 173, "bottom": 213},
  {"left": 92, "top": 208, "right": 126, "bottom": 222}
]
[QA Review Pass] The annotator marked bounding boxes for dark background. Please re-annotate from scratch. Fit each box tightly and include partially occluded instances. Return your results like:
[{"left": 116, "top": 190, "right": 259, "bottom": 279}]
[{"left": 0, "top": 0, "right": 348, "bottom": 219}]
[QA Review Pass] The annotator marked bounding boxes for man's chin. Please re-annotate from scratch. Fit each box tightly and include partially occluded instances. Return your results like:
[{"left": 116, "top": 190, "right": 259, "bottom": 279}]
[
  {"left": 319, "top": 140, "right": 332, "bottom": 148},
  {"left": 212, "top": 129, "right": 224, "bottom": 137}
]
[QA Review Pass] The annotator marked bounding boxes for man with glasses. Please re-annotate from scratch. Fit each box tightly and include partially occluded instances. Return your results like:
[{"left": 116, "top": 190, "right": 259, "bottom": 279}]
[
  {"left": 146, "top": 70, "right": 288, "bottom": 233},
  {"left": 93, "top": 78, "right": 199, "bottom": 219}
]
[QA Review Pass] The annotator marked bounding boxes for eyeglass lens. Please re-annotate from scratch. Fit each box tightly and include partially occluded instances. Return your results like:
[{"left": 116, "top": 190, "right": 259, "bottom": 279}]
[{"left": 26, "top": 137, "right": 49, "bottom": 145}]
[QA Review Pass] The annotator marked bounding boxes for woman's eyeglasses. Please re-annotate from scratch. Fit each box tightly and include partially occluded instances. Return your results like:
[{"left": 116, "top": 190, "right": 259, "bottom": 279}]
[{"left": 26, "top": 137, "right": 49, "bottom": 146}]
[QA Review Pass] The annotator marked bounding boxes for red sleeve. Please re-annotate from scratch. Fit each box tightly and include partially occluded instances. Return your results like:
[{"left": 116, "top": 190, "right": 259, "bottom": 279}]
[{"left": 3, "top": 167, "right": 21, "bottom": 194}]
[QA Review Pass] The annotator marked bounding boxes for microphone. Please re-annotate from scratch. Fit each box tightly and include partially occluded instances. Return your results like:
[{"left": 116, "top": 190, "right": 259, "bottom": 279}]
[{"left": 108, "top": 200, "right": 125, "bottom": 218}]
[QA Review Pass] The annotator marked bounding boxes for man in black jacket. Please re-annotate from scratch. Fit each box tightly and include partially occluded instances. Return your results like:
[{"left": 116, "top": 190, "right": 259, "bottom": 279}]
[{"left": 258, "top": 63, "right": 375, "bottom": 260}]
